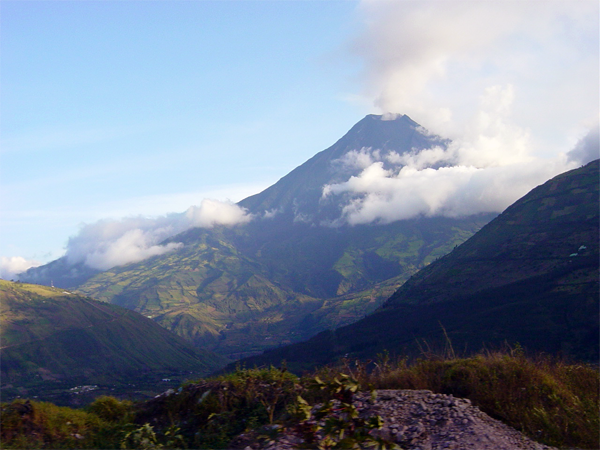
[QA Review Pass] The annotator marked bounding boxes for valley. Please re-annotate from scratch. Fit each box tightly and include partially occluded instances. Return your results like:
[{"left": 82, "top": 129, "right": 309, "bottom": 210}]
[
  {"left": 238, "top": 160, "right": 599, "bottom": 372},
  {"left": 20, "top": 115, "right": 496, "bottom": 360},
  {"left": 3, "top": 116, "right": 598, "bottom": 450}
]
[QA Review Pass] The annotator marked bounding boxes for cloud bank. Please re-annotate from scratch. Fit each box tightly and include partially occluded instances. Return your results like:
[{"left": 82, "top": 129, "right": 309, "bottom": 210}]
[
  {"left": 354, "top": 0, "right": 598, "bottom": 143},
  {"left": 325, "top": 0, "right": 598, "bottom": 226},
  {"left": 65, "top": 199, "right": 251, "bottom": 271},
  {"left": 1, "top": 256, "right": 41, "bottom": 280},
  {"left": 324, "top": 85, "right": 597, "bottom": 225}
]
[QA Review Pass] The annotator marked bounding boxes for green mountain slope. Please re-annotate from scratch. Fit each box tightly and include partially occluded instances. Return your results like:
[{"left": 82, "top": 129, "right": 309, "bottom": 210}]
[
  {"left": 237, "top": 161, "right": 600, "bottom": 371},
  {"left": 0, "top": 281, "right": 226, "bottom": 402},
  {"left": 76, "top": 216, "right": 491, "bottom": 359},
  {"left": 238, "top": 114, "right": 449, "bottom": 222},
  {"left": 385, "top": 159, "right": 600, "bottom": 307},
  {"left": 23, "top": 115, "right": 495, "bottom": 359}
]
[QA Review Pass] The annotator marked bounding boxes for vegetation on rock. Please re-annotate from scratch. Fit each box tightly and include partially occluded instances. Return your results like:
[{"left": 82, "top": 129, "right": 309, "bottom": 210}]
[{"left": 1, "top": 351, "right": 597, "bottom": 449}]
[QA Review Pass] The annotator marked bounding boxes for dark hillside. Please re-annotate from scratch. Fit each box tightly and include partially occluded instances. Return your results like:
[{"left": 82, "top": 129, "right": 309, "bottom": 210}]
[
  {"left": 237, "top": 161, "right": 599, "bottom": 371},
  {"left": 0, "top": 281, "right": 226, "bottom": 403},
  {"left": 385, "top": 159, "right": 600, "bottom": 307}
]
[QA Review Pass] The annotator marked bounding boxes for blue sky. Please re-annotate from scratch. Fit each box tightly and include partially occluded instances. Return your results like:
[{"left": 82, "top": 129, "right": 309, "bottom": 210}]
[
  {"left": 1, "top": 1, "right": 364, "bottom": 265},
  {"left": 1, "top": 0, "right": 598, "bottom": 278}
]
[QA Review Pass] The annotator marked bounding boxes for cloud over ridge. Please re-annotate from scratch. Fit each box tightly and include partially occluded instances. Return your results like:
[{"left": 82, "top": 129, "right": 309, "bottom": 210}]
[
  {"left": 65, "top": 199, "right": 251, "bottom": 271},
  {"left": 324, "top": 0, "right": 598, "bottom": 226},
  {"left": 323, "top": 85, "right": 597, "bottom": 225},
  {"left": 0, "top": 257, "right": 42, "bottom": 281}
]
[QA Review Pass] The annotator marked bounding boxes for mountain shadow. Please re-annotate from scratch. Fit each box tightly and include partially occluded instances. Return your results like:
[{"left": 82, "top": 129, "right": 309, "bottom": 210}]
[
  {"left": 18, "top": 115, "right": 494, "bottom": 360},
  {"left": 235, "top": 160, "right": 600, "bottom": 372}
]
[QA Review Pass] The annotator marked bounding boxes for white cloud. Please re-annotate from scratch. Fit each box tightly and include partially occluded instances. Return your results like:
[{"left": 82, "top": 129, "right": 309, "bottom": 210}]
[
  {"left": 324, "top": 1, "right": 597, "bottom": 226},
  {"left": 0, "top": 256, "right": 41, "bottom": 280},
  {"left": 325, "top": 161, "right": 571, "bottom": 225},
  {"left": 331, "top": 148, "right": 376, "bottom": 171},
  {"left": 323, "top": 85, "right": 582, "bottom": 224},
  {"left": 184, "top": 199, "right": 253, "bottom": 228},
  {"left": 353, "top": 0, "right": 599, "bottom": 151},
  {"left": 263, "top": 208, "right": 282, "bottom": 219},
  {"left": 567, "top": 125, "right": 600, "bottom": 165},
  {"left": 65, "top": 199, "right": 252, "bottom": 271}
]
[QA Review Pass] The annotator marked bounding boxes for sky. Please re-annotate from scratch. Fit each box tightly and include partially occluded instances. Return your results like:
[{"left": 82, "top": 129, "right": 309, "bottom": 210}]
[{"left": 1, "top": 0, "right": 598, "bottom": 279}]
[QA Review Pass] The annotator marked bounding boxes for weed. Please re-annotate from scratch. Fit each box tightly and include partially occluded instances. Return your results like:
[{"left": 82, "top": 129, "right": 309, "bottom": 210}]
[
  {"left": 120, "top": 423, "right": 162, "bottom": 449},
  {"left": 290, "top": 374, "right": 398, "bottom": 449},
  {"left": 2, "top": 352, "right": 597, "bottom": 449},
  {"left": 323, "top": 350, "right": 599, "bottom": 449}
]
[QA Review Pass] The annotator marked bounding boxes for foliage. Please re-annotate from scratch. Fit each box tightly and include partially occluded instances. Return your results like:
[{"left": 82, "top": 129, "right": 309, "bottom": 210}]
[
  {"left": 132, "top": 365, "right": 300, "bottom": 449},
  {"left": 0, "top": 399, "right": 116, "bottom": 449},
  {"left": 87, "top": 396, "right": 133, "bottom": 424},
  {"left": 120, "top": 423, "right": 162, "bottom": 449},
  {"left": 290, "top": 374, "right": 397, "bottom": 449},
  {"left": 2, "top": 353, "right": 598, "bottom": 449},
  {"left": 325, "top": 350, "right": 600, "bottom": 449}
]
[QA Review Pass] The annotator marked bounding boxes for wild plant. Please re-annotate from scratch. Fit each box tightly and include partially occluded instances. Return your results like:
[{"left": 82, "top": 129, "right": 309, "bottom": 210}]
[{"left": 290, "top": 373, "right": 398, "bottom": 449}]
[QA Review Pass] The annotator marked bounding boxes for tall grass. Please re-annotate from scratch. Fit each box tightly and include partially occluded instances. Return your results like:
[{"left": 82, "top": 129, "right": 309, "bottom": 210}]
[
  {"left": 1, "top": 353, "right": 598, "bottom": 449},
  {"left": 314, "top": 349, "right": 599, "bottom": 449},
  {"left": 0, "top": 399, "right": 118, "bottom": 449}
]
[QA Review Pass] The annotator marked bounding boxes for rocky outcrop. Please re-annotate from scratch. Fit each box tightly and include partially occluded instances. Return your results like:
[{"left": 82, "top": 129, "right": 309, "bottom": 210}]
[{"left": 246, "top": 389, "right": 556, "bottom": 450}]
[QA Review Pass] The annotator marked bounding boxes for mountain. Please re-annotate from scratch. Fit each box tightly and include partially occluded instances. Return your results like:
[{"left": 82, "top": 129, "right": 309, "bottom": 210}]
[
  {"left": 238, "top": 114, "right": 449, "bottom": 222},
  {"left": 20, "top": 115, "right": 495, "bottom": 359},
  {"left": 237, "top": 160, "right": 600, "bottom": 371},
  {"left": 72, "top": 216, "right": 489, "bottom": 360},
  {"left": 16, "top": 257, "right": 100, "bottom": 292},
  {"left": 0, "top": 280, "right": 226, "bottom": 403},
  {"left": 385, "top": 159, "right": 600, "bottom": 308}
]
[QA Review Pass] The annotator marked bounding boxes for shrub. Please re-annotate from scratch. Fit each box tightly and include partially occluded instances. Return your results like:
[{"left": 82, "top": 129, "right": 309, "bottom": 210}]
[
  {"left": 0, "top": 399, "right": 111, "bottom": 449},
  {"left": 132, "top": 365, "right": 299, "bottom": 449},
  {"left": 290, "top": 373, "right": 397, "bottom": 449},
  {"left": 87, "top": 396, "right": 133, "bottom": 424},
  {"left": 328, "top": 351, "right": 599, "bottom": 449}
]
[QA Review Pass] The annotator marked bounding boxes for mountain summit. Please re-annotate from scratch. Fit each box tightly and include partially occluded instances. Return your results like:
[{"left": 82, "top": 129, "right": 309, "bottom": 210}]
[
  {"left": 20, "top": 115, "right": 493, "bottom": 359},
  {"left": 239, "top": 114, "right": 448, "bottom": 223}
]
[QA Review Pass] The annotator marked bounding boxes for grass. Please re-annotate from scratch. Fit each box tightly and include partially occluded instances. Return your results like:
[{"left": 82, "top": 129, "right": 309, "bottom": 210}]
[
  {"left": 0, "top": 398, "right": 124, "bottom": 449},
  {"left": 314, "top": 349, "right": 599, "bottom": 449},
  {"left": 1, "top": 351, "right": 598, "bottom": 449}
]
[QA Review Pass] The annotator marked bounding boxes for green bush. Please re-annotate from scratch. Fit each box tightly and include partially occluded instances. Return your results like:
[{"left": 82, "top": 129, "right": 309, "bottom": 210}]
[
  {"left": 87, "top": 396, "right": 133, "bottom": 424},
  {"left": 0, "top": 399, "right": 111, "bottom": 449},
  {"left": 132, "top": 365, "right": 299, "bottom": 449},
  {"left": 331, "top": 351, "right": 599, "bottom": 449},
  {"left": 290, "top": 374, "right": 397, "bottom": 449},
  {"left": 2, "top": 355, "right": 597, "bottom": 449}
]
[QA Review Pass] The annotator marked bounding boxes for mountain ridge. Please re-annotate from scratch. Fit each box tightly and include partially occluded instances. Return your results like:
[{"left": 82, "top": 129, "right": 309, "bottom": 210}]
[
  {"left": 233, "top": 160, "right": 599, "bottom": 371},
  {"left": 0, "top": 280, "right": 226, "bottom": 403},
  {"left": 19, "top": 114, "right": 494, "bottom": 360},
  {"left": 239, "top": 114, "right": 449, "bottom": 222},
  {"left": 385, "top": 159, "right": 599, "bottom": 307}
]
